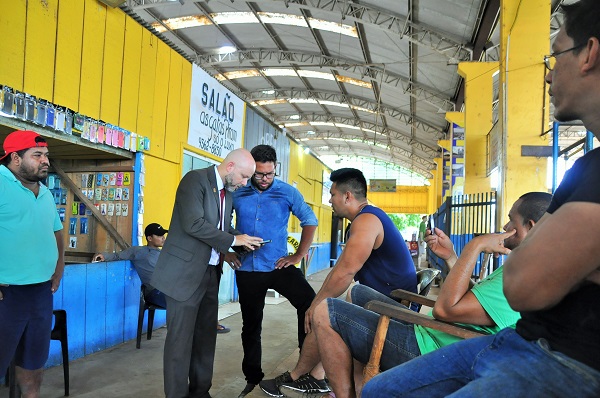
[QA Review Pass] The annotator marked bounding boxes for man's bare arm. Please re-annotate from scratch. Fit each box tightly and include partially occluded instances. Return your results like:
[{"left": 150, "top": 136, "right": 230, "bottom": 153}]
[
  {"left": 504, "top": 202, "right": 600, "bottom": 311},
  {"left": 275, "top": 225, "right": 317, "bottom": 269},
  {"left": 304, "top": 214, "right": 381, "bottom": 332},
  {"left": 433, "top": 230, "right": 514, "bottom": 325}
]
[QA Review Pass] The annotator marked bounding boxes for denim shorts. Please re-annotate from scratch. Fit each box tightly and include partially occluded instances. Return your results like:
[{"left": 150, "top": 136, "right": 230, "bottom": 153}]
[
  {"left": 0, "top": 281, "right": 53, "bottom": 373},
  {"left": 327, "top": 285, "right": 421, "bottom": 370}
]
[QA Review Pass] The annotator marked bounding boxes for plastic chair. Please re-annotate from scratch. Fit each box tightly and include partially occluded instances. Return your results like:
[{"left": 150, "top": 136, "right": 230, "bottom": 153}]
[
  {"left": 394, "top": 268, "right": 441, "bottom": 312},
  {"left": 136, "top": 285, "right": 166, "bottom": 349},
  {"left": 6, "top": 309, "right": 69, "bottom": 397},
  {"left": 415, "top": 268, "right": 440, "bottom": 297}
]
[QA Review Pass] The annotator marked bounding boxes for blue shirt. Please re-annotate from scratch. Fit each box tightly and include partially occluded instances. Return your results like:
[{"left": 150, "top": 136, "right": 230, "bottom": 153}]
[
  {"left": 233, "top": 178, "right": 318, "bottom": 272},
  {"left": 101, "top": 246, "right": 160, "bottom": 287},
  {"left": 0, "top": 165, "right": 63, "bottom": 285},
  {"left": 353, "top": 205, "right": 417, "bottom": 296}
]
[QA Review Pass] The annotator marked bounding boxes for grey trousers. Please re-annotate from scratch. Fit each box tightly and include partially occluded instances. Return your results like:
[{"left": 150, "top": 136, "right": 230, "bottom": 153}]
[{"left": 163, "top": 266, "right": 219, "bottom": 398}]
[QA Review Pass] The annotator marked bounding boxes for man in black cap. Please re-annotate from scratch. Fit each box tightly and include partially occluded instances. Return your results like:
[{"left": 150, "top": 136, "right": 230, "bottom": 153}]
[{"left": 95, "top": 223, "right": 169, "bottom": 307}]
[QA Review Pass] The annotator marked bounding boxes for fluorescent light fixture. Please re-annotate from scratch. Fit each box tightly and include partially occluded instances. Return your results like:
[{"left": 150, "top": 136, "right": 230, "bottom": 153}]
[
  {"left": 289, "top": 115, "right": 301, "bottom": 120},
  {"left": 282, "top": 122, "right": 309, "bottom": 127},
  {"left": 307, "top": 130, "right": 315, "bottom": 135},
  {"left": 217, "top": 45, "right": 237, "bottom": 54},
  {"left": 288, "top": 98, "right": 318, "bottom": 104},
  {"left": 152, "top": 12, "right": 358, "bottom": 37},
  {"left": 212, "top": 12, "right": 258, "bottom": 25},
  {"left": 336, "top": 74, "right": 373, "bottom": 88},
  {"left": 217, "top": 69, "right": 371, "bottom": 89},
  {"left": 254, "top": 99, "right": 287, "bottom": 106},
  {"left": 262, "top": 90, "right": 275, "bottom": 95},
  {"left": 298, "top": 70, "right": 335, "bottom": 80}
]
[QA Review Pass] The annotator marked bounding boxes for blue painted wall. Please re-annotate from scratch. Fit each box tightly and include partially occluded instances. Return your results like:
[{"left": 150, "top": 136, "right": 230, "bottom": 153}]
[
  {"left": 46, "top": 244, "right": 333, "bottom": 369},
  {"left": 47, "top": 260, "right": 166, "bottom": 368}
]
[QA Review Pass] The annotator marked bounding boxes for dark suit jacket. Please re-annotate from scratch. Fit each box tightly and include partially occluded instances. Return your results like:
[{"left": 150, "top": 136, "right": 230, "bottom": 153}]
[{"left": 151, "top": 166, "right": 237, "bottom": 302}]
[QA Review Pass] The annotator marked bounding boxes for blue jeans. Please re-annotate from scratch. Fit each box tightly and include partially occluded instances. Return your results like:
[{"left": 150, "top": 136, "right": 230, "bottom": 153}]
[
  {"left": 362, "top": 328, "right": 600, "bottom": 398},
  {"left": 327, "top": 285, "right": 420, "bottom": 371}
]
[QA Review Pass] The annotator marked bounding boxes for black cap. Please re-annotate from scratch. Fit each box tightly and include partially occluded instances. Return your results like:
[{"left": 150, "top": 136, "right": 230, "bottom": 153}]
[{"left": 145, "top": 223, "right": 168, "bottom": 237}]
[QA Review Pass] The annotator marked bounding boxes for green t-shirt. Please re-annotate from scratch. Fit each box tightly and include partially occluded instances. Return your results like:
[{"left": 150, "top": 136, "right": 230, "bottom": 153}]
[
  {"left": 418, "top": 221, "right": 427, "bottom": 240},
  {"left": 414, "top": 267, "right": 520, "bottom": 355}
]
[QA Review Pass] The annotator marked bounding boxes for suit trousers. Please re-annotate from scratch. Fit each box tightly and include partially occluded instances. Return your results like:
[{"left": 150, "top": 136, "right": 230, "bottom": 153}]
[
  {"left": 236, "top": 266, "right": 316, "bottom": 384},
  {"left": 164, "top": 266, "right": 219, "bottom": 398}
]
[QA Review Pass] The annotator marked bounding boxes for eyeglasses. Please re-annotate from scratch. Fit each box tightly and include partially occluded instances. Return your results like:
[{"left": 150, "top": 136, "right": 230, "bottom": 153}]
[
  {"left": 253, "top": 171, "right": 276, "bottom": 180},
  {"left": 544, "top": 43, "right": 585, "bottom": 71}
]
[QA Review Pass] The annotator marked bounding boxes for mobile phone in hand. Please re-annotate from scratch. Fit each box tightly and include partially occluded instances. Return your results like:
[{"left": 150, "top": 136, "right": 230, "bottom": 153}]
[
  {"left": 427, "top": 216, "right": 435, "bottom": 235},
  {"left": 258, "top": 240, "right": 272, "bottom": 244}
]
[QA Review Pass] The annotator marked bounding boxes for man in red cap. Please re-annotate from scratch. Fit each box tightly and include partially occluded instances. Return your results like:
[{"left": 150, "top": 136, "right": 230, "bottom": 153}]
[{"left": 0, "top": 130, "right": 65, "bottom": 397}]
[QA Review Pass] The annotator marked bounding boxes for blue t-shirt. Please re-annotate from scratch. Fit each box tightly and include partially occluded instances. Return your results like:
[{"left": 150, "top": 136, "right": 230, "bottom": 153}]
[
  {"left": 353, "top": 205, "right": 417, "bottom": 296},
  {"left": 232, "top": 179, "right": 318, "bottom": 272},
  {"left": 0, "top": 165, "right": 63, "bottom": 285}
]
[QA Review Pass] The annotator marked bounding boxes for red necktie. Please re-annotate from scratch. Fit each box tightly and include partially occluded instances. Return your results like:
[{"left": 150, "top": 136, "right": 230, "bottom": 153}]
[
  {"left": 219, "top": 188, "right": 225, "bottom": 230},
  {"left": 218, "top": 188, "right": 226, "bottom": 271}
]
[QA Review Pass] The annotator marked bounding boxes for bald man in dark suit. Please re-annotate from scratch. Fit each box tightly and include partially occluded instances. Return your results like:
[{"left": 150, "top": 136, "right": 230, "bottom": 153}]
[{"left": 151, "top": 148, "right": 263, "bottom": 398}]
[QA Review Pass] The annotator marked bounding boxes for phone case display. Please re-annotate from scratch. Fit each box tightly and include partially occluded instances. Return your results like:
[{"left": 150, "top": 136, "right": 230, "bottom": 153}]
[{"left": 48, "top": 160, "right": 134, "bottom": 255}]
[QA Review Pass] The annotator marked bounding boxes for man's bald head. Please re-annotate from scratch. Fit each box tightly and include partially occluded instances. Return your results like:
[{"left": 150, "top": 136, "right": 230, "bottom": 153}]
[{"left": 218, "top": 148, "right": 256, "bottom": 192}]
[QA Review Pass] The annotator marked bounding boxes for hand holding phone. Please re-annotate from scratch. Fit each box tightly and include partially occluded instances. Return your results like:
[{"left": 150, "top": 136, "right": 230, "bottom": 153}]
[{"left": 257, "top": 240, "right": 272, "bottom": 245}]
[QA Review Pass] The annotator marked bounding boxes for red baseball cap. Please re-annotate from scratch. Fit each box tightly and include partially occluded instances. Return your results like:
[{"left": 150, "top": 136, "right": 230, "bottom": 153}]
[{"left": 0, "top": 130, "right": 48, "bottom": 161}]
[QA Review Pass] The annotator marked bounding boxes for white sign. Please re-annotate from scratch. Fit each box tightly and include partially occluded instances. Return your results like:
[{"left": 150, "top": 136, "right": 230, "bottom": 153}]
[{"left": 188, "top": 65, "right": 245, "bottom": 158}]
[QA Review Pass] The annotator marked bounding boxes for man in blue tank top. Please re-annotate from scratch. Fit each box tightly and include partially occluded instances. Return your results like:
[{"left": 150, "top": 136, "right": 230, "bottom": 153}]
[{"left": 259, "top": 168, "right": 417, "bottom": 397}]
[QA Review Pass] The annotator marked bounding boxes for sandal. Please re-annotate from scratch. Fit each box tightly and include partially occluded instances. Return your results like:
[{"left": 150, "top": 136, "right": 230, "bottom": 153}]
[{"left": 217, "top": 324, "right": 231, "bottom": 334}]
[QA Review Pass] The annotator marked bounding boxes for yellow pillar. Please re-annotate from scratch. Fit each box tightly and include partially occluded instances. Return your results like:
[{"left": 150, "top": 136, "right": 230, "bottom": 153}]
[
  {"left": 497, "top": 0, "right": 550, "bottom": 222},
  {"left": 429, "top": 157, "right": 443, "bottom": 211},
  {"left": 455, "top": 62, "right": 498, "bottom": 195}
]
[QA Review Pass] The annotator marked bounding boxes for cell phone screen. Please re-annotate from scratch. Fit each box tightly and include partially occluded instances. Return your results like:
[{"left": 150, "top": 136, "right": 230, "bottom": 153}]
[{"left": 428, "top": 216, "right": 435, "bottom": 235}]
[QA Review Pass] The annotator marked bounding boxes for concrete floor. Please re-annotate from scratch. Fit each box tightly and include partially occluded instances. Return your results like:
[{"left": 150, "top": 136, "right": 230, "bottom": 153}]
[{"left": 1, "top": 269, "right": 333, "bottom": 398}]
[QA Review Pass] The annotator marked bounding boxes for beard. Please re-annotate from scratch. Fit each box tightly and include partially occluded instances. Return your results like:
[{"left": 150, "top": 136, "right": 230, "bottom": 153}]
[
  {"left": 20, "top": 163, "right": 48, "bottom": 182},
  {"left": 224, "top": 172, "right": 246, "bottom": 192}
]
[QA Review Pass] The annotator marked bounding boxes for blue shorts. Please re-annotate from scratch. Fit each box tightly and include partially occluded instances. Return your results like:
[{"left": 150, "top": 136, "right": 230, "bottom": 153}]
[
  {"left": 0, "top": 281, "right": 53, "bottom": 374},
  {"left": 327, "top": 284, "right": 421, "bottom": 370}
]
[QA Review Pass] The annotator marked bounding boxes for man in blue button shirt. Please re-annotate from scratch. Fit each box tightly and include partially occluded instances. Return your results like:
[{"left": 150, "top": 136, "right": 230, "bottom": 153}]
[{"left": 230, "top": 145, "right": 318, "bottom": 397}]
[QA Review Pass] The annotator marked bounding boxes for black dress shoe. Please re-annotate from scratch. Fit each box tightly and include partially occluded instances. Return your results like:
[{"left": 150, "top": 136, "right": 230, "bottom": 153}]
[{"left": 238, "top": 383, "right": 256, "bottom": 397}]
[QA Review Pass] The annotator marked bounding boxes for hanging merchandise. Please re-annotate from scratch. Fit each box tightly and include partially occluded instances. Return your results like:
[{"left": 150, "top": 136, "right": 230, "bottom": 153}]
[
  {"left": 1, "top": 87, "right": 14, "bottom": 115},
  {"left": 34, "top": 99, "right": 46, "bottom": 126},
  {"left": 14, "top": 92, "right": 25, "bottom": 120},
  {"left": 24, "top": 95, "right": 35, "bottom": 122}
]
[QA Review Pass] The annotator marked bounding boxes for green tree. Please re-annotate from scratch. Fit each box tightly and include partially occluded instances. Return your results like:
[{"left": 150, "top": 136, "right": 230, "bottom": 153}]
[{"left": 388, "top": 213, "right": 423, "bottom": 236}]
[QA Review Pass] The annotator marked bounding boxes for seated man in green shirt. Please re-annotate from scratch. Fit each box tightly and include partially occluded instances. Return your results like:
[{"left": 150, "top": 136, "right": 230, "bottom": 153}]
[{"left": 306, "top": 192, "right": 551, "bottom": 398}]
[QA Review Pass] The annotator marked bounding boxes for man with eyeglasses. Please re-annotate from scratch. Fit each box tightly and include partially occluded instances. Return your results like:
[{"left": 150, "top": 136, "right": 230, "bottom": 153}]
[
  {"left": 230, "top": 145, "right": 319, "bottom": 397},
  {"left": 362, "top": 1, "right": 600, "bottom": 396}
]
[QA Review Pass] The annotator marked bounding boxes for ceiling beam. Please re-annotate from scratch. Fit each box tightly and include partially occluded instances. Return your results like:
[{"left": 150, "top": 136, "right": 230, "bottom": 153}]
[
  {"left": 199, "top": 49, "right": 454, "bottom": 112},
  {"left": 275, "top": 113, "right": 441, "bottom": 155},
  {"left": 243, "top": 88, "right": 445, "bottom": 139},
  {"left": 142, "top": 0, "right": 473, "bottom": 61},
  {"left": 309, "top": 144, "right": 434, "bottom": 179},
  {"left": 294, "top": 130, "right": 436, "bottom": 163}
]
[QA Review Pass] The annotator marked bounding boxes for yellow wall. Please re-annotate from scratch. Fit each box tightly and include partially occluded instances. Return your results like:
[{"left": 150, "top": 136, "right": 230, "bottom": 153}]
[
  {"left": 0, "top": 0, "right": 330, "bottom": 244},
  {"left": 497, "top": 0, "right": 549, "bottom": 221},
  {"left": 288, "top": 141, "right": 332, "bottom": 243},
  {"left": 368, "top": 186, "right": 429, "bottom": 214},
  {"left": 0, "top": 0, "right": 188, "bottom": 223}
]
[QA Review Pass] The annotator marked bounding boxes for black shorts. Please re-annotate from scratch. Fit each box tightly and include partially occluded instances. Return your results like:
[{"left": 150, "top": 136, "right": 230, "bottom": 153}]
[{"left": 0, "top": 281, "right": 53, "bottom": 373}]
